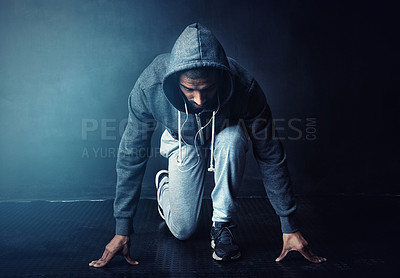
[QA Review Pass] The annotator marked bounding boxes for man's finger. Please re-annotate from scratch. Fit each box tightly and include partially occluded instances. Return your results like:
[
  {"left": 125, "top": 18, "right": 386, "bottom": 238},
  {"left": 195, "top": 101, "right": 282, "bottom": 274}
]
[
  {"left": 93, "top": 257, "right": 109, "bottom": 268},
  {"left": 94, "top": 255, "right": 115, "bottom": 268},
  {"left": 120, "top": 241, "right": 139, "bottom": 265},
  {"left": 124, "top": 256, "right": 139, "bottom": 265},
  {"left": 307, "top": 255, "right": 326, "bottom": 263},
  {"left": 99, "top": 250, "right": 115, "bottom": 265},
  {"left": 90, "top": 249, "right": 115, "bottom": 268},
  {"left": 89, "top": 260, "right": 98, "bottom": 267},
  {"left": 298, "top": 247, "right": 314, "bottom": 262},
  {"left": 313, "top": 256, "right": 327, "bottom": 263},
  {"left": 275, "top": 248, "right": 289, "bottom": 262},
  {"left": 298, "top": 247, "right": 326, "bottom": 263}
]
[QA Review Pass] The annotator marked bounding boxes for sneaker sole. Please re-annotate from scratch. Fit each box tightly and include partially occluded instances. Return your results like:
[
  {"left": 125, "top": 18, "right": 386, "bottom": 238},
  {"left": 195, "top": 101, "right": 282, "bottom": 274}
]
[
  {"left": 211, "top": 240, "right": 241, "bottom": 261},
  {"left": 157, "top": 205, "right": 165, "bottom": 221},
  {"left": 155, "top": 170, "right": 168, "bottom": 220},
  {"left": 212, "top": 251, "right": 241, "bottom": 261}
]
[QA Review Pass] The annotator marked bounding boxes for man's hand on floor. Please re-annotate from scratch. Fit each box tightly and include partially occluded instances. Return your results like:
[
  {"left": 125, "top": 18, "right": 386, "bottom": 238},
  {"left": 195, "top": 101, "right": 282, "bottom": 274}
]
[
  {"left": 89, "top": 235, "right": 139, "bottom": 268},
  {"left": 275, "top": 231, "right": 327, "bottom": 263}
]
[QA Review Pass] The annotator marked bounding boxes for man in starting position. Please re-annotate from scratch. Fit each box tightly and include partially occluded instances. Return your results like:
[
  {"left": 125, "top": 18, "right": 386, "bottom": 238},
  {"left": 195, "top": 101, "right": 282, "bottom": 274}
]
[{"left": 90, "top": 23, "right": 326, "bottom": 266}]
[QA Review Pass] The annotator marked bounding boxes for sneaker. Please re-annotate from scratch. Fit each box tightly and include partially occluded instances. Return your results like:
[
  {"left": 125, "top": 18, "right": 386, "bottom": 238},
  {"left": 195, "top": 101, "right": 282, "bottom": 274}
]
[
  {"left": 210, "top": 222, "right": 241, "bottom": 261},
  {"left": 155, "top": 170, "right": 169, "bottom": 220}
]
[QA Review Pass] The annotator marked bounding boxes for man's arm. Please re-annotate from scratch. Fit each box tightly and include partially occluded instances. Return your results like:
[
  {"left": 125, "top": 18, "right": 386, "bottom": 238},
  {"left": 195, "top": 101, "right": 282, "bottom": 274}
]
[
  {"left": 114, "top": 86, "right": 156, "bottom": 235},
  {"left": 245, "top": 79, "right": 297, "bottom": 233},
  {"left": 89, "top": 82, "right": 155, "bottom": 267},
  {"left": 245, "top": 80, "right": 326, "bottom": 263}
]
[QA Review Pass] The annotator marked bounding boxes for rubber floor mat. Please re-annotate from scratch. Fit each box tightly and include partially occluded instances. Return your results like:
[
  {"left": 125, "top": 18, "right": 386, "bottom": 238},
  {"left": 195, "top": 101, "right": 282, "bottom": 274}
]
[{"left": 0, "top": 196, "right": 398, "bottom": 277}]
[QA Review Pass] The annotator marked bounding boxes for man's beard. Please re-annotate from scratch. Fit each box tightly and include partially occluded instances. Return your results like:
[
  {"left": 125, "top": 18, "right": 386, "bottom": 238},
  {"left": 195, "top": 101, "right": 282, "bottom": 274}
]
[{"left": 187, "top": 94, "right": 218, "bottom": 113}]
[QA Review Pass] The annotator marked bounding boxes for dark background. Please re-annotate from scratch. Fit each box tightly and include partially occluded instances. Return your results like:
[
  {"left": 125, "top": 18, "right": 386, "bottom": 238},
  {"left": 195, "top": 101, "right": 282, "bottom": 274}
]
[{"left": 0, "top": 0, "right": 398, "bottom": 201}]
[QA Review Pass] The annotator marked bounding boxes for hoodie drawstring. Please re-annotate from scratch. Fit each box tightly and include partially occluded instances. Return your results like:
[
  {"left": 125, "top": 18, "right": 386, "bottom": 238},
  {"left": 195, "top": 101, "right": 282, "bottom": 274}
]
[
  {"left": 178, "top": 109, "right": 182, "bottom": 166},
  {"left": 207, "top": 111, "right": 216, "bottom": 172},
  {"left": 177, "top": 96, "right": 219, "bottom": 172},
  {"left": 177, "top": 102, "right": 189, "bottom": 167}
]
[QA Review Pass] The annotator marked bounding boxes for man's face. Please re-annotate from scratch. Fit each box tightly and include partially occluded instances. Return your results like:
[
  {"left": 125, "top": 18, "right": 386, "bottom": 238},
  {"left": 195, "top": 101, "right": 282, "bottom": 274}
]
[{"left": 178, "top": 73, "right": 219, "bottom": 111}]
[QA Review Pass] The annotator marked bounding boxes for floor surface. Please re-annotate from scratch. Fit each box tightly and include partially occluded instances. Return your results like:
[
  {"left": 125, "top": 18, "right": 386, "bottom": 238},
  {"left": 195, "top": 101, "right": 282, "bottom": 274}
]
[{"left": 0, "top": 195, "right": 398, "bottom": 277}]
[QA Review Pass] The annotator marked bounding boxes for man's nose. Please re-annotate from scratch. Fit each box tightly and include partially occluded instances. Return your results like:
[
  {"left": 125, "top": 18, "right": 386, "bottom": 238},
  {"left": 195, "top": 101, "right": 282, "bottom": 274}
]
[{"left": 193, "top": 91, "right": 206, "bottom": 106}]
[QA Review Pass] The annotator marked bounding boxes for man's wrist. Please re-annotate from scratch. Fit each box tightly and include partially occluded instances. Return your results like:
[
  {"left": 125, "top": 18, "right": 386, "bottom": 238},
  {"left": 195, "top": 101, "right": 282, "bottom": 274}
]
[
  {"left": 280, "top": 214, "right": 299, "bottom": 233},
  {"left": 115, "top": 217, "right": 134, "bottom": 235}
]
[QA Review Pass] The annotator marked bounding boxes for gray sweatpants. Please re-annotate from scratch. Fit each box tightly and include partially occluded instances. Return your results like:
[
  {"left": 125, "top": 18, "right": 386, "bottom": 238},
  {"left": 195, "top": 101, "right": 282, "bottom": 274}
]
[{"left": 159, "top": 125, "right": 248, "bottom": 240}]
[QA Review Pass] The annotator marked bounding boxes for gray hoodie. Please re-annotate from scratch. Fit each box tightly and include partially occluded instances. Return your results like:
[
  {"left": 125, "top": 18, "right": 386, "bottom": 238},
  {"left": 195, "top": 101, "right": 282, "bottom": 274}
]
[{"left": 114, "top": 23, "right": 298, "bottom": 235}]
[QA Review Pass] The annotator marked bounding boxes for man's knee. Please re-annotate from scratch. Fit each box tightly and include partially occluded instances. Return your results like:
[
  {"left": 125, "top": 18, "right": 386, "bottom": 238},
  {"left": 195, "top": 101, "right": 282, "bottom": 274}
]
[
  {"left": 215, "top": 126, "right": 248, "bottom": 153},
  {"left": 169, "top": 222, "right": 197, "bottom": 240}
]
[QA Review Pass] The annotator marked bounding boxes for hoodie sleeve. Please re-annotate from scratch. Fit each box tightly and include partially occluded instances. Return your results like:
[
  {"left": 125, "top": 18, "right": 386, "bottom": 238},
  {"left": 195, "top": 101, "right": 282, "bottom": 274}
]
[
  {"left": 113, "top": 81, "right": 156, "bottom": 235},
  {"left": 245, "top": 79, "right": 299, "bottom": 233}
]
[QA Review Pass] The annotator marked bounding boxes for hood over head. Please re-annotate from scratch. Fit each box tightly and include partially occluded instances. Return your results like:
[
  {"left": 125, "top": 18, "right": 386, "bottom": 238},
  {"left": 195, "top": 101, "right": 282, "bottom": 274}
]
[{"left": 163, "top": 23, "right": 233, "bottom": 112}]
